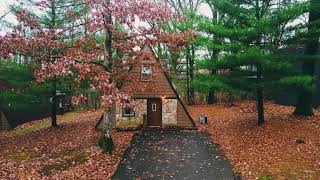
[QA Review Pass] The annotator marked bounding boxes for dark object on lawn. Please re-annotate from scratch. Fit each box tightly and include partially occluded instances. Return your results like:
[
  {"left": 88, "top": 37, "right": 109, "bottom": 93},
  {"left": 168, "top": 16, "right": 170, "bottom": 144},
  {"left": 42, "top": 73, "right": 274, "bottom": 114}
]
[
  {"left": 233, "top": 173, "right": 242, "bottom": 180},
  {"left": 98, "top": 137, "right": 114, "bottom": 154},
  {"left": 0, "top": 111, "right": 12, "bottom": 130},
  {"left": 199, "top": 114, "right": 208, "bottom": 124},
  {"left": 296, "top": 138, "right": 305, "bottom": 144}
]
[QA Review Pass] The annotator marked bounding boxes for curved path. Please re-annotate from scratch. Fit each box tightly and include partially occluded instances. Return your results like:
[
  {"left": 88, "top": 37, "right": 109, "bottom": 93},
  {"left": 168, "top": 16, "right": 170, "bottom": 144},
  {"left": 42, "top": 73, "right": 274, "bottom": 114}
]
[{"left": 112, "top": 131, "right": 235, "bottom": 179}]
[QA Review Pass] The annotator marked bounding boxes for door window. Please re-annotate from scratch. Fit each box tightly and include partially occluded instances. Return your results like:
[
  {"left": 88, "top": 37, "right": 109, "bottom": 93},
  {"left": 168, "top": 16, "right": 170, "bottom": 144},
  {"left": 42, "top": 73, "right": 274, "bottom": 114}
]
[{"left": 152, "top": 103, "right": 157, "bottom": 111}]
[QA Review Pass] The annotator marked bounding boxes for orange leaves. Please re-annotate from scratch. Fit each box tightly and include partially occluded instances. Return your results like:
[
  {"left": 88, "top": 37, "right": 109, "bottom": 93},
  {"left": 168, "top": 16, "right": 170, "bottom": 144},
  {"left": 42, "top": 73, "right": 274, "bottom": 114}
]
[
  {"left": 1, "top": 0, "right": 192, "bottom": 111},
  {"left": 0, "top": 110, "right": 134, "bottom": 179},
  {"left": 188, "top": 101, "right": 320, "bottom": 179}
]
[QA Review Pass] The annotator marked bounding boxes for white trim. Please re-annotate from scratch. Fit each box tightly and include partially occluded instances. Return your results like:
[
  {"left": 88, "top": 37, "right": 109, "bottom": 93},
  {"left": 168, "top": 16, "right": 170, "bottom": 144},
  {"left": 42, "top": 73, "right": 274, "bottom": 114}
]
[{"left": 152, "top": 103, "right": 157, "bottom": 111}]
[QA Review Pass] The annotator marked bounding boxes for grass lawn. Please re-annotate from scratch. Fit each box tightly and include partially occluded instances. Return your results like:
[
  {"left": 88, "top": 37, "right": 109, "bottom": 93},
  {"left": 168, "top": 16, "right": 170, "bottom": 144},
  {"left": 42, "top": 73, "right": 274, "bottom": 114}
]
[
  {"left": 189, "top": 101, "right": 320, "bottom": 180},
  {"left": 0, "top": 110, "right": 134, "bottom": 179}
]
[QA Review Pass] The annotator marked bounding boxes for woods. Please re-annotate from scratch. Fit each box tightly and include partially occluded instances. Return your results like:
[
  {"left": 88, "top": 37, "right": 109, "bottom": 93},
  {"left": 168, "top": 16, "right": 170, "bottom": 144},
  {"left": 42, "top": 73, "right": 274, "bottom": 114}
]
[
  {"left": 0, "top": 0, "right": 319, "bottom": 179},
  {"left": 1, "top": 0, "right": 318, "bottom": 126}
]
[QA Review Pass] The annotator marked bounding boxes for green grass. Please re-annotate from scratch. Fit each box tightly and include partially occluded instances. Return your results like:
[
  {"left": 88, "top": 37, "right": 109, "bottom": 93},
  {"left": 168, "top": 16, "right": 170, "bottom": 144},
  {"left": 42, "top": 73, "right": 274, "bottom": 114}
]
[
  {"left": 0, "top": 150, "right": 35, "bottom": 160},
  {"left": 16, "top": 121, "right": 51, "bottom": 135},
  {"left": 42, "top": 150, "right": 89, "bottom": 175},
  {"left": 259, "top": 175, "right": 272, "bottom": 180},
  {"left": 116, "top": 119, "right": 143, "bottom": 131},
  {"left": 14, "top": 112, "right": 82, "bottom": 135}
]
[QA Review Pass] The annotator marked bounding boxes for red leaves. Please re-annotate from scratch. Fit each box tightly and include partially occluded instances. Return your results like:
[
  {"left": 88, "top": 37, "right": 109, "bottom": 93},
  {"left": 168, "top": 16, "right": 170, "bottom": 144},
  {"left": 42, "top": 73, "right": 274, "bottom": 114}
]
[
  {"left": 0, "top": 110, "right": 134, "bottom": 179},
  {"left": 188, "top": 101, "right": 320, "bottom": 179},
  {"left": 0, "top": 0, "right": 192, "bottom": 110},
  {"left": 15, "top": 10, "right": 41, "bottom": 30}
]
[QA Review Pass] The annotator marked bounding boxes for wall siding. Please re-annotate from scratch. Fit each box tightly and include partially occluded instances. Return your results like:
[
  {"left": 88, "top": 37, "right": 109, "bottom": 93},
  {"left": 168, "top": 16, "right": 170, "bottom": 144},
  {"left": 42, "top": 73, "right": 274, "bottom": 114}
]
[
  {"left": 115, "top": 99, "right": 146, "bottom": 127},
  {"left": 162, "top": 99, "right": 177, "bottom": 126}
]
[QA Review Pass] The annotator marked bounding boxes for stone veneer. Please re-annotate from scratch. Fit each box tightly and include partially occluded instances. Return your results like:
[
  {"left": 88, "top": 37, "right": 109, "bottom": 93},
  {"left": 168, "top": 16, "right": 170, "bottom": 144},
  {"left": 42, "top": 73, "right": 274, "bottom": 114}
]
[
  {"left": 162, "top": 99, "right": 177, "bottom": 126},
  {"left": 115, "top": 99, "right": 146, "bottom": 126},
  {"left": 115, "top": 98, "right": 178, "bottom": 127}
]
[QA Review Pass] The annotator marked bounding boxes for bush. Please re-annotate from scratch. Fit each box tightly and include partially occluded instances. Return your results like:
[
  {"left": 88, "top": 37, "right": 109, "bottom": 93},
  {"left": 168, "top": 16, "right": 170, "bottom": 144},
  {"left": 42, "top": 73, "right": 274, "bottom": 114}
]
[{"left": 98, "top": 136, "right": 114, "bottom": 154}]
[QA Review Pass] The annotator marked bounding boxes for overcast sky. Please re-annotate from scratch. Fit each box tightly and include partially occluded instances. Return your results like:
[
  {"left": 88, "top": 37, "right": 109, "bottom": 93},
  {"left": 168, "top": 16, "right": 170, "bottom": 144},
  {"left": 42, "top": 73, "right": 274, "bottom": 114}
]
[
  {"left": 0, "top": 0, "right": 212, "bottom": 34},
  {"left": 0, "top": 0, "right": 16, "bottom": 21}
]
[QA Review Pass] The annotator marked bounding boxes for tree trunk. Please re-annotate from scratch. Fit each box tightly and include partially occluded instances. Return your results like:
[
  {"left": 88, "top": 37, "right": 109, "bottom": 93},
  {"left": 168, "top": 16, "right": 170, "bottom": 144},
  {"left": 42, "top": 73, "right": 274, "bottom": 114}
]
[
  {"left": 207, "top": 89, "right": 216, "bottom": 104},
  {"left": 257, "top": 64, "right": 264, "bottom": 126},
  {"left": 104, "top": 0, "right": 113, "bottom": 71},
  {"left": 294, "top": 0, "right": 319, "bottom": 116},
  {"left": 254, "top": 1, "right": 264, "bottom": 126},
  {"left": 207, "top": 70, "right": 216, "bottom": 104},
  {"left": 50, "top": 0, "right": 58, "bottom": 128},
  {"left": 103, "top": 0, "right": 114, "bottom": 140},
  {"left": 186, "top": 46, "right": 195, "bottom": 105},
  {"left": 51, "top": 77, "right": 58, "bottom": 127},
  {"left": 103, "top": 110, "right": 113, "bottom": 139},
  {"left": 189, "top": 46, "right": 195, "bottom": 105}
]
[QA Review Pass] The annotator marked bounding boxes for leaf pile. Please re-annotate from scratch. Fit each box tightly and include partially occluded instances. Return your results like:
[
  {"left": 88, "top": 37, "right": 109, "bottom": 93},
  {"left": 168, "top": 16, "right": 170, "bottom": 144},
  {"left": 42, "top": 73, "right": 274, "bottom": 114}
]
[
  {"left": 0, "top": 110, "right": 133, "bottom": 179},
  {"left": 188, "top": 101, "right": 320, "bottom": 179}
]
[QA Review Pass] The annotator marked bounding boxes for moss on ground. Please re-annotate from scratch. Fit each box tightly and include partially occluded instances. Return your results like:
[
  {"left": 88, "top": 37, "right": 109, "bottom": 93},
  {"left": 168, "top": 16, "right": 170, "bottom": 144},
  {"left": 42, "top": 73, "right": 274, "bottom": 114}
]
[
  {"left": 116, "top": 119, "right": 142, "bottom": 131},
  {"left": 0, "top": 150, "right": 34, "bottom": 160},
  {"left": 16, "top": 121, "right": 51, "bottom": 135},
  {"left": 42, "top": 150, "right": 89, "bottom": 175},
  {"left": 15, "top": 112, "right": 82, "bottom": 135}
]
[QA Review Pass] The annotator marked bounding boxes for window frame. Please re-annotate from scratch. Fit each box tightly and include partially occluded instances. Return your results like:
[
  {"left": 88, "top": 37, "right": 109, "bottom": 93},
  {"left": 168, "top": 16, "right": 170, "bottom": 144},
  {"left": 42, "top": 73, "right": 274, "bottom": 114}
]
[
  {"left": 122, "top": 106, "right": 135, "bottom": 117},
  {"left": 140, "top": 64, "right": 152, "bottom": 81}
]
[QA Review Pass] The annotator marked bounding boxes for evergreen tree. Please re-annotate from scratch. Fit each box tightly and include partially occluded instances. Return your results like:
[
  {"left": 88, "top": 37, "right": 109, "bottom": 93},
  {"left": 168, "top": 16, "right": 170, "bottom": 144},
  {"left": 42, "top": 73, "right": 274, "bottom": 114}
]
[
  {"left": 294, "top": 0, "right": 320, "bottom": 116},
  {"left": 0, "top": 61, "right": 52, "bottom": 122},
  {"left": 195, "top": 0, "right": 309, "bottom": 125}
]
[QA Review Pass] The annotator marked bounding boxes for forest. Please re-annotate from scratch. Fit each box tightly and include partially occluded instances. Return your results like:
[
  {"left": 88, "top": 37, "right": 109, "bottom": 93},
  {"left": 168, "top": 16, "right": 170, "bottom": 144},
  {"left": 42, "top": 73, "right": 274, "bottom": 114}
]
[{"left": 0, "top": 0, "right": 319, "bottom": 179}]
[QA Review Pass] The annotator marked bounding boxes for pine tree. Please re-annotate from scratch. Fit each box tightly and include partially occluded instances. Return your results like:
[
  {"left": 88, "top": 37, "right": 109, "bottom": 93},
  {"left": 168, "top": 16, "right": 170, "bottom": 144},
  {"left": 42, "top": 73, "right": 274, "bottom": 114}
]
[
  {"left": 195, "top": 0, "right": 309, "bottom": 125},
  {"left": 294, "top": 0, "right": 320, "bottom": 116},
  {"left": 0, "top": 61, "right": 52, "bottom": 124}
]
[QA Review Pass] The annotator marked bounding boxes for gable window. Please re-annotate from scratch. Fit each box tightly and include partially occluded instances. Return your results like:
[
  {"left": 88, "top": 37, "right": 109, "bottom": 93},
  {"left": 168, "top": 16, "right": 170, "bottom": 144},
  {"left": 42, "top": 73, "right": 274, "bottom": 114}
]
[
  {"left": 122, "top": 106, "right": 135, "bottom": 117},
  {"left": 141, "top": 64, "right": 152, "bottom": 81}
]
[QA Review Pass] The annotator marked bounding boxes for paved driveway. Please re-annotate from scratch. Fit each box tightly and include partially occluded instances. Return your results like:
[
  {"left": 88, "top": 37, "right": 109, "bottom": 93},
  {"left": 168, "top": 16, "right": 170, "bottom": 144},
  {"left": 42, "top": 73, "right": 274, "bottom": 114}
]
[{"left": 112, "top": 131, "right": 235, "bottom": 180}]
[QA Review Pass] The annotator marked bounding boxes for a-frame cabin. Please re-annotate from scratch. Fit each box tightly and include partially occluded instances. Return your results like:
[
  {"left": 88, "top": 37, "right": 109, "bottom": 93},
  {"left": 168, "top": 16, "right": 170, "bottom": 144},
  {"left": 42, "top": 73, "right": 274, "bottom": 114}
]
[{"left": 113, "top": 45, "right": 196, "bottom": 129}]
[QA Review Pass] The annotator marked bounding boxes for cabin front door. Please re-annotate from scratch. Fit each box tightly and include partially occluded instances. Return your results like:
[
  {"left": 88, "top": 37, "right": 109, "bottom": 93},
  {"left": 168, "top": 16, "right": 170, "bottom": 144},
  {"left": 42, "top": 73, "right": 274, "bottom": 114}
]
[{"left": 147, "top": 98, "right": 162, "bottom": 127}]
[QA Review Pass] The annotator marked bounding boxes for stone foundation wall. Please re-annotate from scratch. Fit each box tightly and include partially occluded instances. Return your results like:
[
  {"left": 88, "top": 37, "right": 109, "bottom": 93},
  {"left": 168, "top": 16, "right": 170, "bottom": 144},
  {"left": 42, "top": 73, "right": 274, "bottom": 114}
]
[{"left": 162, "top": 99, "right": 177, "bottom": 126}]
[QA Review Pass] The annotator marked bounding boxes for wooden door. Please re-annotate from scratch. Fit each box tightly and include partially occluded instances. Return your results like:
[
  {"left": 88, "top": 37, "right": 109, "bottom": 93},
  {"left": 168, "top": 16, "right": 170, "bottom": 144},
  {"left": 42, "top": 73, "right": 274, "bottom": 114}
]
[{"left": 147, "top": 98, "right": 162, "bottom": 127}]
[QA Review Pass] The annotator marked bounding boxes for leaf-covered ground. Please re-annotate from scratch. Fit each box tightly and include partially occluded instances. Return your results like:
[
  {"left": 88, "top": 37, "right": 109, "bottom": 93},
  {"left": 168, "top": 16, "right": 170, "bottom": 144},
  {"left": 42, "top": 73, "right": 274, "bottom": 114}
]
[
  {"left": 0, "top": 110, "right": 133, "bottom": 179},
  {"left": 188, "top": 101, "right": 320, "bottom": 179}
]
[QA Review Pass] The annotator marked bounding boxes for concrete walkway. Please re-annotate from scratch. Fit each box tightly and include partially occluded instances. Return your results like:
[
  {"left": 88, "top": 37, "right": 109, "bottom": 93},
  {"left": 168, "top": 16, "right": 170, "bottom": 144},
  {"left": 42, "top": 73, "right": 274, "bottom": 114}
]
[{"left": 112, "top": 131, "right": 235, "bottom": 179}]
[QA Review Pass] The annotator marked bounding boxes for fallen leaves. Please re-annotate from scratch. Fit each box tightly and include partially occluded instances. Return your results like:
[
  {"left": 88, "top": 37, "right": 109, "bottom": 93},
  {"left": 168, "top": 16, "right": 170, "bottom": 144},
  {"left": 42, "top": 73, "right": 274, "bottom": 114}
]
[
  {"left": 188, "top": 101, "right": 320, "bottom": 180},
  {"left": 0, "top": 109, "right": 134, "bottom": 179}
]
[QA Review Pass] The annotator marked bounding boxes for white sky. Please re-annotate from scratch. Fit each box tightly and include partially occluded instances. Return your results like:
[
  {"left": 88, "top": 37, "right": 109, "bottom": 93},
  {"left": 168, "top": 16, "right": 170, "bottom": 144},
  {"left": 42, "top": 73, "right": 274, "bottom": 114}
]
[
  {"left": 0, "top": 0, "right": 16, "bottom": 20},
  {"left": 0, "top": 0, "right": 18, "bottom": 34},
  {"left": 0, "top": 0, "right": 213, "bottom": 34}
]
